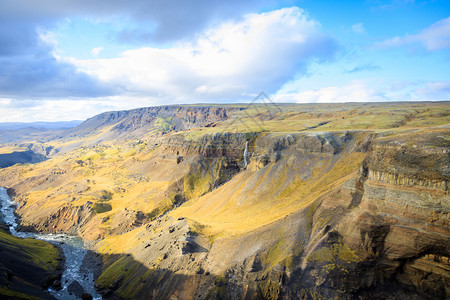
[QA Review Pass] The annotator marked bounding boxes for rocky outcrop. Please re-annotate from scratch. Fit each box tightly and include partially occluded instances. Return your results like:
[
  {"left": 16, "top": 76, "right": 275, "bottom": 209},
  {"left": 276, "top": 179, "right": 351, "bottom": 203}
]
[
  {"left": 366, "top": 142, "right": 448, "bottom": 190},
  {"left": 326, "top": 139, "right": 450, "bottom": 299},
  {"left": 113, "top": 106, "right": 230, "bottom": 133},
  {"left": 161, "top": 132, "right": 250, "bottom": 158},
  {"left": 248, "top": 131, "right": 355, "bottom": 171},
  {"left": 19, "top": 143, "right": 57, "bottom": 156},
  {"left": 17, "top": 201, "right": 95, "bottom": 235}
]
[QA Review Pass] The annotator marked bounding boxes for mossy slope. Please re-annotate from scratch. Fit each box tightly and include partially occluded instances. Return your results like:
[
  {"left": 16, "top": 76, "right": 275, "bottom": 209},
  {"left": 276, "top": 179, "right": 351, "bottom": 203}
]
[{"left": 0, "top": 229, "right": 61, "bottom": 299}]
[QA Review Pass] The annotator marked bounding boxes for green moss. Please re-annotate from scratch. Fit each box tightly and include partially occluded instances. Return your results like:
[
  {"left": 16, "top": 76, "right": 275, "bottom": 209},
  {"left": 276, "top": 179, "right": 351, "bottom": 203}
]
[
  {"left": 0, "top": 286, "right": 41, "bottom": 300},
  {"left": 97, "top": 256, "right": 131, "bottom": 289},
  {"left": 82, "top": 151, "right": 105, "bottom": 162},
  {"left": 92, "top": 202, "right": 112, "bottom": 214},
  {"left": 263, "top": 280, "right": 281, "bottom": 300},
  {"left": 307, "top": 239, "right": 361, "bottom": 284},
  {"left": 305, "top": 203, "right": 318, "bottom": 233},
  {"left": 244, "top": 132, "right": 259, "bottom": 141},
  {"left": 265, "top": 239, "right": 286, "bottom": 268},
  {"left": 98, "top": 255, "right": 167, "bottom": 299},
  {"left": 299, "top": 288, "right": 328, "bottom": 300},
  {"left": 183, "top": 166, "right": 212, "bottom": 199},
  {"left": 336, "top": 242, "right": 360, "bottom": 262},
  {"left": 146, "top": 200, "right": 174, "bottom": 221},
  {"left": 100, "top": 190, "right": 114, "bottom": 201},
  {"left": 307, "top": 246, "right": 334, "bottom": 264},
  {"left": 146, "top": 207, "right": 163, "bottom": 220},
  {"left": 207, "top": 232, "right": 225, "bottom": 245},
  {"left": 0, "top": 230, "right": 59, "bottom": 271},
  {"left": 207, "top": 276, "right": 228, "bottom": 299},
  {"left": 154, "top": 117, "right": 171, "bottom": 131},
  {"left": 189, "top": 220, "right": 207, "bottom": 236},
  {"left": 311, "top": 215, "right": 332, "bottom": 235},
  {"left": 282, "top": 242, "right": 304, "bottom": 268},
  {"left": 307, "top": 241, "right": 360, "bottom": 265}
]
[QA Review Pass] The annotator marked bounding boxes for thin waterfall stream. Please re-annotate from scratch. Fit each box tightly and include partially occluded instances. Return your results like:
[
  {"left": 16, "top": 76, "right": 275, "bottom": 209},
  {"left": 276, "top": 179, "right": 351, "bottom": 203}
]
[
  {"left": 0, "top": 187, "right": 102, "bottom": 300},
  {"left": 243, "top": 141, "right": 248, "bottom": 168}
]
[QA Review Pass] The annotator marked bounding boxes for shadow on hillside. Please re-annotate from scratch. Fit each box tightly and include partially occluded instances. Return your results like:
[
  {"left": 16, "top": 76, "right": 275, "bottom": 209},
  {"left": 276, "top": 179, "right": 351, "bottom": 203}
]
[
  {"left": 91, "top": 251, "right": 256, "bottom": 300},
  {"left": 0, "top": 150, "right": 48, "bottom": 168},
  {"left": 0, "top": 229, "right": 60, "bottom": 300}
]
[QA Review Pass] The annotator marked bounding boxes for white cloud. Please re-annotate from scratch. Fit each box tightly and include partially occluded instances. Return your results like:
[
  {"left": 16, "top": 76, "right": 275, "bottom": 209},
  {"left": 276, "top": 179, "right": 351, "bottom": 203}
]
[
  {"left": 0, "top": 96, "right": 150, "bottom": 122},
  {"left": 351, "top": 23, "right": 365, "bottom": 34},
  {"left": 376, "top": 17, "right": 450, "bottom": 51},
  {"left": 275, "top": 79, "right": 450, "bottom": 103},
  {"left": 275, "top": 80, "right": 388, "bottom": 103},
  {"left": 71, "top": 7, "right": 335, "bottom": 102},
  {"left": 415, "top": 81, "right": 450, "bottom": 100},
  {"left": 37, "top": 28, "right": 58, "bottom": 48},
  {"left": 91, "top": 46, "right": 104, "bottom": 56}
]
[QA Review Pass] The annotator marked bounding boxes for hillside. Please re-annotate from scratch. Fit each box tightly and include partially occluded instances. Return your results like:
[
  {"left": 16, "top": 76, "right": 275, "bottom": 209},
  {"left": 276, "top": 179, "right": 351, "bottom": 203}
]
[
  {"left": 0, "top": 102, "right": 448, "bottom": 299},
  {"left": 0, "top": 227, "right": 62, "bottom": 299}
]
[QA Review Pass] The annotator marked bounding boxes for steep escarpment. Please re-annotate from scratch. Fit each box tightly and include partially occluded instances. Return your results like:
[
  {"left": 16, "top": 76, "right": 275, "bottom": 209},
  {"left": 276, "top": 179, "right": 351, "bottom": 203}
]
[
  {"left": 63, "top": 105, "right": 237, "bottom": 143},
  {"left": 333, "top": 137, "right": 449, "bottom": 299}
]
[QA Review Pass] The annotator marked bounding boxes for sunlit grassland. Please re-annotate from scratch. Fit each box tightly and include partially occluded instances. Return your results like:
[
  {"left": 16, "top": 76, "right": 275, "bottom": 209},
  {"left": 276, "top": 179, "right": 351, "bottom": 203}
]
[
  {"left": 97, "top": 226, "right": 146, "bottom": 254},
  {"left": 171, "top": 149, "right": 366, "bottom": 239},
  {"left": 5, "top": 142, "right": 183, "bottom": 224},
  {"left": 204, "top": 102, "right": 450, "bottom": 134},
  {"left": 0, "top": 146, "right": 28, "bottom": 154}
]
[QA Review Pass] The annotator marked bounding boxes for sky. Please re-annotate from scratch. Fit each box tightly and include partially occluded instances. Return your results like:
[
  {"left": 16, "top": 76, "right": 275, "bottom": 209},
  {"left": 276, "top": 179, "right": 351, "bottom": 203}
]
[{"left": 0, "top": 0, "right": 449, "bottom": 122}]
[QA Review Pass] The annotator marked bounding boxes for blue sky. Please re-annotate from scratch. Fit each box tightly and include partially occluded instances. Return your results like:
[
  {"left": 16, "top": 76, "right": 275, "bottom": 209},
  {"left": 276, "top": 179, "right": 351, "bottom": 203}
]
[{"left": 0, "top": 0, "right": 449, "bottom": 122}]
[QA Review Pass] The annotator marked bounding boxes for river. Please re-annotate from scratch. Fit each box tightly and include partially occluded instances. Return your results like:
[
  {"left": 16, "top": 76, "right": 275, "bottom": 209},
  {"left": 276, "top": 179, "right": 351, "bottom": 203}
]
[{"left": 0, "top": 187, "right": 102, "bottom": 300}]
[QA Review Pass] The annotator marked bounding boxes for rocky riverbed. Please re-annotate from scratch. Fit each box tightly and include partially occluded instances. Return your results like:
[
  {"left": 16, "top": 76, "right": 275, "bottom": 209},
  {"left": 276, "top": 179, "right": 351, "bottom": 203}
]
[{"left": 0, "top": 187, "right": 102, "bottom": 300}]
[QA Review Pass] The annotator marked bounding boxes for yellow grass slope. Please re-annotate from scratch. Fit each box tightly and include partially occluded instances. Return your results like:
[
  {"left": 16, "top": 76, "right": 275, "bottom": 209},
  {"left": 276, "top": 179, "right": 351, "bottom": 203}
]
[{"left": 171, "top": 136, "right": 367, "bottom": 239}]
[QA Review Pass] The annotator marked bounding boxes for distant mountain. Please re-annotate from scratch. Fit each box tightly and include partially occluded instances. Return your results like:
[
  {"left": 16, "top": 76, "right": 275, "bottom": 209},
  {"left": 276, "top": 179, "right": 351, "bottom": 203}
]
[
  {"left": 0, "top": 120, "right": 83, "bottom": 131},
  {"left": 0, "top": 120, "right": 83, "bottom": 145}
]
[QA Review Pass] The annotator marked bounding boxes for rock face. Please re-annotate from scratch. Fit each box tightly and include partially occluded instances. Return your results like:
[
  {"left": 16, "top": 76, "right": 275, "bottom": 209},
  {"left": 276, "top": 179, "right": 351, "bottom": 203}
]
[
  {"left": 332, "top": 139, "right": 449, "bottom": 299},
  {"left": 63, "top": 105, "right": 237, "bottom": 142},
  {"left": 17, "top": 200, "right": 95, "bottom": 235}
]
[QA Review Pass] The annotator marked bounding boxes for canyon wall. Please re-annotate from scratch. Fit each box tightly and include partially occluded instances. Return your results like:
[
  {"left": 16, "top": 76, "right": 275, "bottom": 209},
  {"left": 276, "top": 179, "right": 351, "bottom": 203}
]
[{"left": 0, "top": 104, "right": 448, "bottom": 299}]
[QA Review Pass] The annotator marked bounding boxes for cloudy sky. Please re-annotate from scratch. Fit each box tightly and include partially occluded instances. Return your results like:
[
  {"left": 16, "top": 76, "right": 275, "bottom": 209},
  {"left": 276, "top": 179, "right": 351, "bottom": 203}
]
[{"left": 0, "top": 0, "right": 449, "bottom": 122}]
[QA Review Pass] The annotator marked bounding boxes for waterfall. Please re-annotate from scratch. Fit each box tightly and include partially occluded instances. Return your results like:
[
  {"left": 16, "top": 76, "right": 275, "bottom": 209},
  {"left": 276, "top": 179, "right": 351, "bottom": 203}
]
[{"left": 243, "top": 141, "right": 248, "bottom": 168}]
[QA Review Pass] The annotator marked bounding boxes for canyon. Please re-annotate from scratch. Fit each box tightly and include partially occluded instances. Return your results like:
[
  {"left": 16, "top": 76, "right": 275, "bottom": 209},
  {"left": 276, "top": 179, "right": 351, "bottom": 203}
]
[{"left": 0, "top": 102, "right": 448, "bottom": 299}]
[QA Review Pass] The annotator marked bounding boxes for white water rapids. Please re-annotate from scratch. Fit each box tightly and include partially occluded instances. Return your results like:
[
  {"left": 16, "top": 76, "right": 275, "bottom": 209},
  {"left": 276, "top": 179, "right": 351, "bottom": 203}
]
[{"left": 0, "top": 187, "right": 101, "bottom": 300}]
